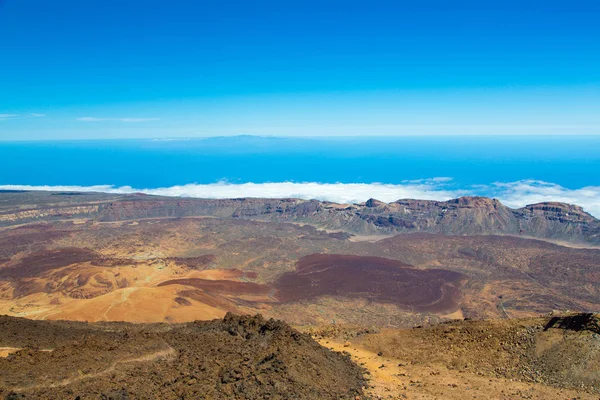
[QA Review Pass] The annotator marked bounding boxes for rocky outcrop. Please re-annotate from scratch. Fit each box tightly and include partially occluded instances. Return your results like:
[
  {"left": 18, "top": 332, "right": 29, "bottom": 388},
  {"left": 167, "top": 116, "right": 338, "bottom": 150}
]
[
  {"left": 0, "top": 313, "right": 366, "bottom": 399},
  {"left": 522, "top": 202, "right": 595, "bottom": 224}
]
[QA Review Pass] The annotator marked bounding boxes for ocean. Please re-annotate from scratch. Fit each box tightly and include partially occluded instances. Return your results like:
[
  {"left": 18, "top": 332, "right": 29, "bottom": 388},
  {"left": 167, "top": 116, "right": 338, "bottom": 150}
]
[{"left": 1, "top": 135, "right": 599, "bottom": 216}]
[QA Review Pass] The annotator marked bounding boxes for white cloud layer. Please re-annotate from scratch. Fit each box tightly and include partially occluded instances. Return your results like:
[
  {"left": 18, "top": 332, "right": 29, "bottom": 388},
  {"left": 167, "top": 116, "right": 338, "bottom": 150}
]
[
  {"left": 76, "top": 117, "right": 160, "bottom": 122},
  {"left": 1, "top": 179, "right": 599, "bottom": 218},
  {"left": 0, "top": 113, "right": 45, "bottom": 120},
  {"left": 488, "top": 180, "right": 600, "bottom": 216}
]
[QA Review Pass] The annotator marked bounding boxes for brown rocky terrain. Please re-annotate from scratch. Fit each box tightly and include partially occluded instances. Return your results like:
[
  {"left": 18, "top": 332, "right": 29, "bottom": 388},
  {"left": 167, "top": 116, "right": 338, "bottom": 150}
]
[
  {"left": 2, "top": 312, "right": 598, "bottom": 400},
  {"left": 312, "top": 313, "right": 600, "bottom": 399},
  {"left": 0, "top": 313, "right": 365, "bottom": 399}
]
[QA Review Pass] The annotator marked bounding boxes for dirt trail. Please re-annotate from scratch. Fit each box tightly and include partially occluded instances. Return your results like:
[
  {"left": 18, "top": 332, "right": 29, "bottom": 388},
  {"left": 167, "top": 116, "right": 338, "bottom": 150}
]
[
  {"left": 0, "top": 347, "right": 21, "bottom": 358},
  {"left": 319, "top": 338, "right": 597, "bottom": 400},
  {"left": 10, "top": 345, "right": 176, "bottom": 392},
  {"left": 101, "top": 287, "right": 138, "bottom": 321},
  {"left": 0, "top": 347, "right": 52, "bottom": 358}
]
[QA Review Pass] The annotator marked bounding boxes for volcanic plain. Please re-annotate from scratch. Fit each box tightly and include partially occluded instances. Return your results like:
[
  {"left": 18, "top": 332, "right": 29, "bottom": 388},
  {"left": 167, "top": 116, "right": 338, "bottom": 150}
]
[
  {"left": 1, "top": 192, "right": 600, "bottom": 398},
  {"left": 0, "top": 211, "right": 599, "bottom": 327}
]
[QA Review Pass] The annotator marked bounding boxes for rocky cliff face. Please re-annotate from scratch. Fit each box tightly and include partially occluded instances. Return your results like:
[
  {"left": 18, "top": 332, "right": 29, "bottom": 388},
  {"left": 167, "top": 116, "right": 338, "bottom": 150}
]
[
  {"left": 1, "top": 191, "right": 599, "bottom": 245},
  {"left": 91, "top": 195, "right": 600, "bottom": 245}
]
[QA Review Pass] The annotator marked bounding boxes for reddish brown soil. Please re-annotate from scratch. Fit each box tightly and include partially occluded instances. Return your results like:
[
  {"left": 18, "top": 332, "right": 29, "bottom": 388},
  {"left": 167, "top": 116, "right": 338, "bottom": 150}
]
[
  {"left": 158, "top": 278, "right": 271, "bottom": 295},
  {"left": 276, "top": 254, "right": 464, "bottom": 312},
  {"left": 173, "top": 297, "right": 192, "bottom": 306},
  {"left": 0, "top": 226, "right": 70, "bottom": 259},
  {"left": 0, "top": 248, "right": 100, "bottom": 278},
  {"left": 0, "top": 247, "right": 137, "bottom": 281},
  {"left": 178, "top": 289, "right": 240, "bottom": 311},
  {"left": 165, "top": 254, "right": 216, "bottom": 269},
  {"left": 244, "top": 271, "right": 259, "bottom": 279}
]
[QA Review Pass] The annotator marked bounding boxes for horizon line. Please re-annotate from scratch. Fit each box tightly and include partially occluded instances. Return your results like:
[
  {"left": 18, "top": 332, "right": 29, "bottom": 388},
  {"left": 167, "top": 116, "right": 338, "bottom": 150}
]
[{"left": 2, "top": 133, "right": 600, "bottom": 143}]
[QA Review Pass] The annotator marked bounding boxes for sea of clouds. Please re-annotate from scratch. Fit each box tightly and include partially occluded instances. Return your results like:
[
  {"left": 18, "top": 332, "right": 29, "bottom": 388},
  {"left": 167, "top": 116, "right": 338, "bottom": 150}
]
[{"left": 1, "top": 179, "right": 599, "bottom": 218}]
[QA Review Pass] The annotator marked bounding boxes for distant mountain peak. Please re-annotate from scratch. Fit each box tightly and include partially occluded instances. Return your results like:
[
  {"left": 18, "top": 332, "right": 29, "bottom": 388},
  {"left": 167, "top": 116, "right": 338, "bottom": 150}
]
[
  {"left": 365, "top": 198, "right": 386, "bottom": 207},
  {"left": 447, "top": 196, "right": 501, "bottom": 208}
]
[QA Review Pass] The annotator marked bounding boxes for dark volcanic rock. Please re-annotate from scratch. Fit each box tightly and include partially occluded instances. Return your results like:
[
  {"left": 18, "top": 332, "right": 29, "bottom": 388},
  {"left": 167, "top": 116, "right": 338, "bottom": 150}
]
[{"left": 276, "top": 254, "right": 464, "bottom": 313}]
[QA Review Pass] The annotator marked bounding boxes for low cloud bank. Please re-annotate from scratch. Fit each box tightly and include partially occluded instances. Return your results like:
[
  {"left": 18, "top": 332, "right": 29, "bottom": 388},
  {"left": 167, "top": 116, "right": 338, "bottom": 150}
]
[
  {"left": 488, "top": 180, "right": 600, "bottom": 217},
  {"left": 0, "top": 113, "right": 45, "bottom": 121},
  {"left": 76, "top": 117, "right": 160, "bottom": 122},
  {"left": 1, "top": 180, "right": 599, "bottom": 218}
]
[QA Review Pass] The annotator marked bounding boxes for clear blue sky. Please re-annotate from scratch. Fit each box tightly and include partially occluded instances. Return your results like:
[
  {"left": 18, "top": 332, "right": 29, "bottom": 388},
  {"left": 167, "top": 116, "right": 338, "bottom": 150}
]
[{"left": 1, "top": 0, "right": 599, "bottom": 140}]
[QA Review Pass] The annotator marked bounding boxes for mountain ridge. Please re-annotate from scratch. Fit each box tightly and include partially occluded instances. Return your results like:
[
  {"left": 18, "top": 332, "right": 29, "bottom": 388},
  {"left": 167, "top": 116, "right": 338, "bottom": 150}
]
[{"left": 0, "top": 191, "right": 598, "bottom": 245}]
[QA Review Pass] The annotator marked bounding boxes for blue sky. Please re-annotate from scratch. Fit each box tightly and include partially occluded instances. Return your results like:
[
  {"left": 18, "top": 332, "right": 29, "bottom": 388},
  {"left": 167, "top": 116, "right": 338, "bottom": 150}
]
[{"left": 1, "top": 0, "right": 599, "bottom": 140}]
